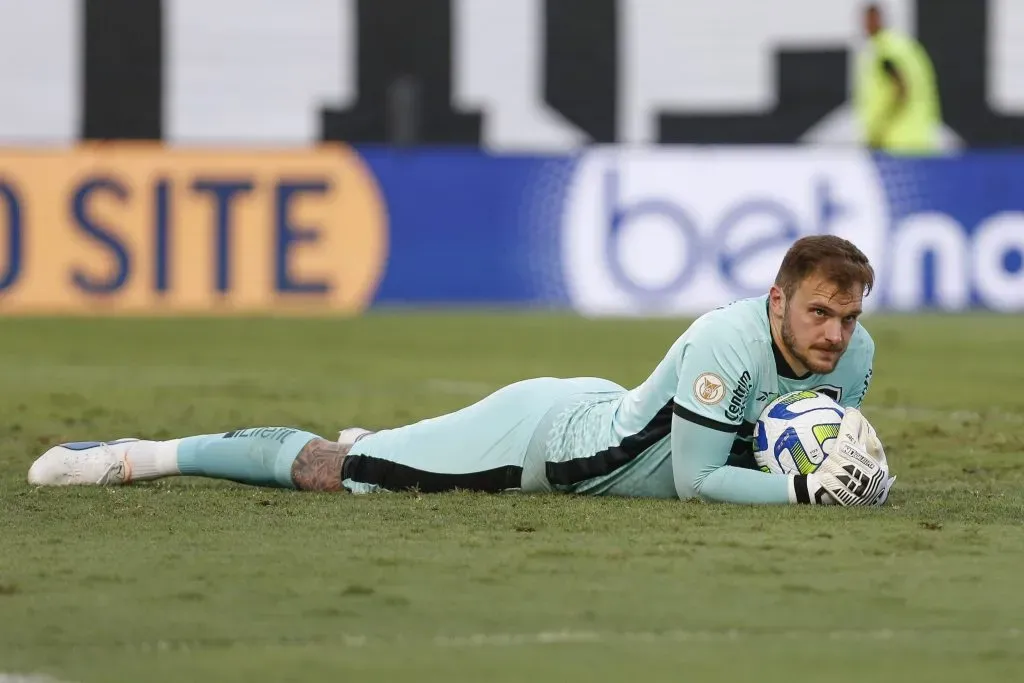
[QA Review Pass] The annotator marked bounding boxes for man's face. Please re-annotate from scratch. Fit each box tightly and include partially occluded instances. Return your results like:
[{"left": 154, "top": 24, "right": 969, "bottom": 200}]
[
  {"left": 775, "top": 275, "right": 864, "bottom": 375},
  {"left": 864, "top": 8, "right": 882, "bottom": 37}
]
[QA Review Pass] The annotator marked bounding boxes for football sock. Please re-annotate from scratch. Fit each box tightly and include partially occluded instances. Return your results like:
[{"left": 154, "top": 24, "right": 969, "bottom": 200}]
[
  {"left": 169, "top": 427, "right": 319, "bottom": 489},
  {"left": 125, "top": 439, "right": 181, "bottom": 480}
]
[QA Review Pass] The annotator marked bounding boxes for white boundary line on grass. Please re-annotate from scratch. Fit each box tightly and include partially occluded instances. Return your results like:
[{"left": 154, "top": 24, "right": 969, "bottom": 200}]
[
  {"left": 108, "top": 627, "right": 1024, "bottom": 652},
  {"left": 432, "top": 627, "right": 1024, "bottom": 647}
]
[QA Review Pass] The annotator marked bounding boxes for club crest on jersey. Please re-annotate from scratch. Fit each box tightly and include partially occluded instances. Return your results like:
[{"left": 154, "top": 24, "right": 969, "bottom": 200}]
[{"left": 693, "top": 373, "right": 726, "bottom": 405}]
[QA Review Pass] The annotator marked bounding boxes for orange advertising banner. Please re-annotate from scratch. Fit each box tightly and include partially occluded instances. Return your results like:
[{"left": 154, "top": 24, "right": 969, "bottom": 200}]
[{"left": 0, "top": 144, "right": 388, "bottom": 315}]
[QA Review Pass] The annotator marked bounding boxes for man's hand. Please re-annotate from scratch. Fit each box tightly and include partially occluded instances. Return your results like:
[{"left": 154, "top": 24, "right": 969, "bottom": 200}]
[{"left": 809, "top": 408, "right": 890, "bottom": 506}]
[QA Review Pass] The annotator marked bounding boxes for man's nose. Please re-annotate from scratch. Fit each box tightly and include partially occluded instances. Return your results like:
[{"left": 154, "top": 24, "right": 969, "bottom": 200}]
[{"left": 823, "top": 318, "right": 843, "bottom": 344}]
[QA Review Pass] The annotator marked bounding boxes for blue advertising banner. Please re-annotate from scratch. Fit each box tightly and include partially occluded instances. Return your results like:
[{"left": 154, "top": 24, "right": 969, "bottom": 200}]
[
  {"left": 0, "top": 145, "right": 1020, "bottom": 315},
  {"left": 874, "top": 154, "right": 1024, "bottom": 311},
  {"left": 358, "top": 146, "right": 1024, "bottom": 314},
  {"left": 358, "top": 149, "right": 575, "bottom": 307}
]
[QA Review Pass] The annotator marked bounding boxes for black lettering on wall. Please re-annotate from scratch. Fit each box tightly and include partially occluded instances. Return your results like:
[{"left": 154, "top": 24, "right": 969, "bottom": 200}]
[
  {"left": 917, "top": 0, "right": 1024, "bottom": 147},
  {"left": 657, "top": 49, "right": 848, "bottom": 144},
  {"left": 82, "top": 0, "right": 162, "bottom": 140},
  {"left": 320, "top": 0, "right": 481, "bottom": 144},
  {"left": 544, "top": 0, "right": 618, "bottom": 143},
  {"left": 69, "top": 0, "right": 1024, "bottom": 148}
]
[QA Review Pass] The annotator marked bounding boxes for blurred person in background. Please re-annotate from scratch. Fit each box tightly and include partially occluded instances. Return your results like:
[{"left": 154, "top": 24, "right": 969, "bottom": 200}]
[{"left": 854, "top": 3, "right": 942, "bottom": 154}]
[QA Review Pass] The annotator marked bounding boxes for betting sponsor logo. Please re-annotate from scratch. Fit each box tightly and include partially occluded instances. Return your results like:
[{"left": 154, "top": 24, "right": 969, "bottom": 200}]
[{"left": 560, "top": 148, "right": 889, "bottom": 316}]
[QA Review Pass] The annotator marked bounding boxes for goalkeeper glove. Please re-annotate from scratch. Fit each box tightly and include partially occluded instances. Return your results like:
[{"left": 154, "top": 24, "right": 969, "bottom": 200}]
[{"left": 792, "top": 408, "right": 891, "bottom": 506}]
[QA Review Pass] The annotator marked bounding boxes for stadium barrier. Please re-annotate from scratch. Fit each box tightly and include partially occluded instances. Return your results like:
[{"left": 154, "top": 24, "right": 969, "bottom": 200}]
[{"left": 0, "top": 144, "right": 1021, "bottom": 315}]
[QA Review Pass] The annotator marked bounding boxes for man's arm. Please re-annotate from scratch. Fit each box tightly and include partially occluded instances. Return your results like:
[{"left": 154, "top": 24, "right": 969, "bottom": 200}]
[
  {"left": 869, "top": 59, "right": 907, "bottom": 148},
  {"left": 671, "top": 410, "right": 801, "bottom": 504},
  {"left": 669, "top": 329, "right": 809, "bottom": 505},
  {"left": 671, "top": 408, "right": 886, "bottom": 506}
]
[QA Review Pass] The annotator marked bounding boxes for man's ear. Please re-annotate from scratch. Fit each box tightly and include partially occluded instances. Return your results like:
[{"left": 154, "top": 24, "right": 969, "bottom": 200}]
[{"left": 769, "top": 284, "right": 786, "bottom": 316}]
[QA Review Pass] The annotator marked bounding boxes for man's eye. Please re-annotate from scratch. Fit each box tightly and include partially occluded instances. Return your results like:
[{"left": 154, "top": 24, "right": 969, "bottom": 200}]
[{"left": 813, "top": 308, "right": 827, "bottom": 316}]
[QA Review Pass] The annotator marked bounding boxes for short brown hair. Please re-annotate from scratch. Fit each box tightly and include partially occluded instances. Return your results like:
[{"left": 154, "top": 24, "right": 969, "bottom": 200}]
[{"left": 774, "top": 235, "right": 875, "bottom": 298}]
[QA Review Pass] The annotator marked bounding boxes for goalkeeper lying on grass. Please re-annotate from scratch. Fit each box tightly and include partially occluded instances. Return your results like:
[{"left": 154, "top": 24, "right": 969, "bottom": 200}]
[{"left": 28, "top": 236, "right": 895, "bottom": 507}]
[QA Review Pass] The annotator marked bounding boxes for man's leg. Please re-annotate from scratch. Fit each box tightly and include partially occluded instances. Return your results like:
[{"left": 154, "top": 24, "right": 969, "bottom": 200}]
[
  {"left": 28, "top": 376, "right": 621, "bottom": 494},
  {"left": 338, "top": 377, "right": 610, "bottom": 494},
  {"left": 27, "top": 428, "right": 351, "bottom": 492},
  {"left": 289, "top": 437, "right": 348, "bottom": 491}
]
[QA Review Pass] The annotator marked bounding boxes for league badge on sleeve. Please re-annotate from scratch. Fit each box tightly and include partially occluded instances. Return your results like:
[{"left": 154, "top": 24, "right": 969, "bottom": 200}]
[{"left": 693, "top": 373, "right": 726, "bottom": 405}]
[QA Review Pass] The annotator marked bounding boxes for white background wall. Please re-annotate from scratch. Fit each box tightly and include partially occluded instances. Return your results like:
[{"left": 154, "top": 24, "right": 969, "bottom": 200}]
[{"left": 0, "top": 0, "right": 1019, "bottom": 149}]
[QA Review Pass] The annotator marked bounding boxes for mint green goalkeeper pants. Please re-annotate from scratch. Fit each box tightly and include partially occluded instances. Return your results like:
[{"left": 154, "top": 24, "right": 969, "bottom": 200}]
[{"left": 341, "top": 376, "right": 624, "bottom": 494}]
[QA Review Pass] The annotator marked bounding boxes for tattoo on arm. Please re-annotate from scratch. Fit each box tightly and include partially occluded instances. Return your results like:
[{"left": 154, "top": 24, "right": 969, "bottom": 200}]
[{"left": 291, "top": 438, "right": 348, "bottom": 492}]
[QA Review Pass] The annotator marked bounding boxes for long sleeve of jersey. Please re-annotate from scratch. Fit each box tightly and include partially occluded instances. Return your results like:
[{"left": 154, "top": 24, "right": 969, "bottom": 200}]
[
  {"left": 668, "top": 317, "right": 798, "bottom": 504},
  {"left": 671, "top": 414, "right": 792, "bottom": 504}
]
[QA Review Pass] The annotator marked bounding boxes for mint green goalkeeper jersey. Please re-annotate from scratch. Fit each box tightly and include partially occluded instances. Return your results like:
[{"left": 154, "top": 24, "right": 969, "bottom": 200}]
[{"left": 536, "top": 295, "right": 874, "bottom": 503}]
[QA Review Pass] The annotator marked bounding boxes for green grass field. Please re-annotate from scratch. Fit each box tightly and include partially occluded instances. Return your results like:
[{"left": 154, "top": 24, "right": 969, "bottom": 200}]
[{"left": 1, "top": 312, "right": 1023, "bottom": 683}]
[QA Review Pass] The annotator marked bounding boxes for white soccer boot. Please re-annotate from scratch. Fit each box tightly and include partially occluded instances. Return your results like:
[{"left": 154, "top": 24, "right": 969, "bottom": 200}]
[
  {"left": 337, "top": 427, "right": 372, "bottom": 447},
  {"left": 27, "top": 439, "right": 140, "bottom": 486}
]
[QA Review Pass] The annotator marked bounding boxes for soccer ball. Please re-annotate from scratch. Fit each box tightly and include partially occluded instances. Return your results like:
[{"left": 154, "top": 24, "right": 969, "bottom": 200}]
[{"left": 753, "top": 391, "right": 845, "bottom": 475}]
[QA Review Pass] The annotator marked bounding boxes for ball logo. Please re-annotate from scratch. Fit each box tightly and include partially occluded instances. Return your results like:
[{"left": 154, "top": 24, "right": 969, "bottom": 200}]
[
  {"left": 693, "top": 372, "right": 726, "bottom": 405},
  {"left": 559, "top": 147, "right": 890, "bottom": 316}
]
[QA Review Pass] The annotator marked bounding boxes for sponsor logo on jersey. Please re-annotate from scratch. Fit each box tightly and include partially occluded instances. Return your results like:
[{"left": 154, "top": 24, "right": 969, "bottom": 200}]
[
  {"left": 693, "top": 372, "right": 726, "bottom": 405},
  {"left": 726, "top": 370, "right": 752, "bottom": 420}
]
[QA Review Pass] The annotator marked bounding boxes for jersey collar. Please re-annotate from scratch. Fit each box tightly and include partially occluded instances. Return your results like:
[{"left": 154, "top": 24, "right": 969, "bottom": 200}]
[{"left": 772, "top": 338, "right": 813, "bottom": 380}]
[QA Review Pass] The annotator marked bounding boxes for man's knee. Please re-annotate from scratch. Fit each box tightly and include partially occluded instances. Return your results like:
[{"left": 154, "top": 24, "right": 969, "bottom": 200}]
[{"left": 290, "top": 438, "right": 350, "bottom": 492}]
